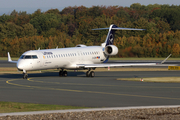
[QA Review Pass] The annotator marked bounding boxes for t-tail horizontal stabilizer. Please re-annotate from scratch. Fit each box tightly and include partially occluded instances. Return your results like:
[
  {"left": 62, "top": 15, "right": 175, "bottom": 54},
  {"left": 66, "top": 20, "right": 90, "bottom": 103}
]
[
  {"left": 92, "top": 24, "right": 146, "bottom": 46},
  {"left": 92, "top": 25, "right": 146, "bottom": 31}
]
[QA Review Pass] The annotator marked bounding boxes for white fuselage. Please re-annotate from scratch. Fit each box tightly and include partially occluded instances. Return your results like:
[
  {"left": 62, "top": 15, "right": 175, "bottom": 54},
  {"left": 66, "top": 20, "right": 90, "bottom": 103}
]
[{"left": 17, "top": 46, "right": 107, "bottom": 71}]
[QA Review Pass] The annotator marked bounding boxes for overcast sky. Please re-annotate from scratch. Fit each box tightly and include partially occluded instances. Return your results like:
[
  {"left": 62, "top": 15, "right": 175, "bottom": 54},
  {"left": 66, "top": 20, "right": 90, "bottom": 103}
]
[{"left": 0, "top": 0, "right": 180, "bottom": 14}]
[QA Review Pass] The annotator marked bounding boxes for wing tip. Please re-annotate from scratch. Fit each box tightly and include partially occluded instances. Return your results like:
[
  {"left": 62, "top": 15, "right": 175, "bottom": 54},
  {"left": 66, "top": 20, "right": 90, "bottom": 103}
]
[{"left": 7, "top": 52, "right": 12, "bottom": 62}]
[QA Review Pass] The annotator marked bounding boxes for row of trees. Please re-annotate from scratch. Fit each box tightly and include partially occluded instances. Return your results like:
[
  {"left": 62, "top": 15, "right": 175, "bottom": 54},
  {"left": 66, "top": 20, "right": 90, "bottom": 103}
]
[
  {"left": 1, "top": 30, "right": 180, "bottom": 57},
  {"left": 0, "top": 3, "right": 180, "bottom": 57}
]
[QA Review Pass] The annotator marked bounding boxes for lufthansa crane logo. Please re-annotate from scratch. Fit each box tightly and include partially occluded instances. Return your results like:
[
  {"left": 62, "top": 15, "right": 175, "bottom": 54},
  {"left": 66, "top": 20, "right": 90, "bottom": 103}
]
[{"left": 109, "top": 34, "right": 114, "bottom": 44}]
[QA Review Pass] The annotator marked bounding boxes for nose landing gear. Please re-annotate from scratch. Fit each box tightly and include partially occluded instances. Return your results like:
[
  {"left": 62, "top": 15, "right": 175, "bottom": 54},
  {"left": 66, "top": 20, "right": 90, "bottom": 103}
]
[
  {"left": 23, "top": 70, "right": 28, "bottom": 79},
  {"left": 23, "top": 73, "right": 28, "bottom": 79}
]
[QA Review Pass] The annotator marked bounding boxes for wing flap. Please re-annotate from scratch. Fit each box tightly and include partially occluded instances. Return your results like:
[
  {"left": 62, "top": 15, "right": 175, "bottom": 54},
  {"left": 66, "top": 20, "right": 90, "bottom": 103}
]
[{"left": 77, "top": 63, "right": 157, "bottom": 68}]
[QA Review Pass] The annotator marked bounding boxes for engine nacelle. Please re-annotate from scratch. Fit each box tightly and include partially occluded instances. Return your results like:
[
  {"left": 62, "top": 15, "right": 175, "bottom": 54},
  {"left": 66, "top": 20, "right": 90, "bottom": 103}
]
[{"left": 104, "top": 45, "right": 118, "bottom": 56}]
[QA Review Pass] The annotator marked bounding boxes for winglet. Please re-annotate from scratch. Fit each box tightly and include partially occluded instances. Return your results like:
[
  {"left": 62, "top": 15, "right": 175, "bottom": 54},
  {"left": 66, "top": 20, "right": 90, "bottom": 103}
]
[
  {"left": 8, "top": 52, "right": 12, "bottom": 62},
  {"left": 7, "top": 52, "right": 18, "bottom": 63},
  {"left": 161, "top": 54, "right": 172, "bottom": 64}
]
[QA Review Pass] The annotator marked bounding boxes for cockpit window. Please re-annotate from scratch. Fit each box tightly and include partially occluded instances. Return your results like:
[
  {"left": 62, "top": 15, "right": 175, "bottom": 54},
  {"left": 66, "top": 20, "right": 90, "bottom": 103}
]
[
  {"left": 20, "top": 55, "right": 25, "bottom": 59},
  {"left": 25, "top": 55, "right": 32, "bottom": 59},
  {"left": 20, "top": 55, "right": 38, "bottom": 59},
  {"left": 32, "top": 55, "right": 38, "bottom": 59}
]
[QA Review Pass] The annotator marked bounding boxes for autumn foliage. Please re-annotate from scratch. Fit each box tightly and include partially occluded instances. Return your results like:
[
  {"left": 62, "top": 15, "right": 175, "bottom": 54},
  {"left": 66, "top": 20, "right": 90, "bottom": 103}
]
[{"left": 0, "top": 3, "right": 180, "bottom": 57}]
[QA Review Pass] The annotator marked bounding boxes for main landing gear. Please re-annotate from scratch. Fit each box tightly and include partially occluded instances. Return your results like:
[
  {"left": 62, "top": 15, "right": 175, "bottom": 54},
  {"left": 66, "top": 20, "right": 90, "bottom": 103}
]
[
  {"left": 22, "top": 69, "right": 95, "bottom": 78},
  {"left": 86, "top": 69, "right": 95, "bottom": 77},
  {"left": 58, "top": 69, "right": 95, "bottom": 77},
  {"left": 59, "top": 69, "right": 67, "bottom": 77},
  {"left": 23, "top": 70, "right": 28, "bottom": 79}
]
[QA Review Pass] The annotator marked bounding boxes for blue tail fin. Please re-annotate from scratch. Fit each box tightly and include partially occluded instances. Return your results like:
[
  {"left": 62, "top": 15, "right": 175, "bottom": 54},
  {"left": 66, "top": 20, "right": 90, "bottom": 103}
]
[
  {"left": 92, "top": 24, "right": 146, "bottom": 63},
  {"left": 105, "top": 24, "right": 118, "bottom": 46}
]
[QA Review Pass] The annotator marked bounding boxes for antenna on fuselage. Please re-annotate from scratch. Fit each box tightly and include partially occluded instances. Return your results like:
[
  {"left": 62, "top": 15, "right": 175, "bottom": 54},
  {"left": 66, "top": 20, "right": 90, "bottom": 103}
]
[
  {"left": 56, "top": 46, "right": 58, "bottom": 49},
  {"left": 38, "top": 47, "right": 40, "bottom": 50}
]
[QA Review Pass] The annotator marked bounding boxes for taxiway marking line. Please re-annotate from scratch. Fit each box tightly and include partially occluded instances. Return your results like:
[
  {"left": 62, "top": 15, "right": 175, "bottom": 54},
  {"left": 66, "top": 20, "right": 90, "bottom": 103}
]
[
  {"left": 6, "top": 78, "right": 180, "bottom": 100},
  {"left": 27, "top": 78, "right": 180, "bottom": 89}
]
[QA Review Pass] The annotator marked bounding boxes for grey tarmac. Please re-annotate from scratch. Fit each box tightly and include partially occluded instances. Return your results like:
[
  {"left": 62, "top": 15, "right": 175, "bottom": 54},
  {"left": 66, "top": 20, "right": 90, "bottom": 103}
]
[{"left": 0, "top": 71, "right": 180, "bottom": 107}]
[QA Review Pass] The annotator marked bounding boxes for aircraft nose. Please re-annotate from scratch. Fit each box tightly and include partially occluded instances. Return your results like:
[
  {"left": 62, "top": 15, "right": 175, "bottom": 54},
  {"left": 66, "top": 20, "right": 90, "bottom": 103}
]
[{"left": 17, "top": 62, "right": 24, "bottom": 71}]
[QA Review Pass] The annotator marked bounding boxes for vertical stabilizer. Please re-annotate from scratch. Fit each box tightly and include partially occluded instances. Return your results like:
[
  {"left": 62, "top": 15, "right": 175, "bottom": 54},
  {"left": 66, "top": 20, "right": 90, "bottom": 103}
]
[{"left": 105, "top": 24, "right": 118, "bottom": 46}]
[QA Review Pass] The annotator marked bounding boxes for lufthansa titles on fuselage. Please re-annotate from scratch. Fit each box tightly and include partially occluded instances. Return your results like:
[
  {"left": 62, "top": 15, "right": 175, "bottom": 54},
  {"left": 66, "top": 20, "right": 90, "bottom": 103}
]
[{"left": 42, "top": 52, "right": 53, "bottom": 55}]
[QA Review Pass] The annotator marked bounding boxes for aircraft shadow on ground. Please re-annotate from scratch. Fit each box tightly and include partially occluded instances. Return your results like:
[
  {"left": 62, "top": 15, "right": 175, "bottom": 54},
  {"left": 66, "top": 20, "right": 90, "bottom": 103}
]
[
  {"left": 0, "top": 72, "right": 86, "bottom": 79},
  {"left": 0, "top": 71, "right": 151, "bottom": 79}
]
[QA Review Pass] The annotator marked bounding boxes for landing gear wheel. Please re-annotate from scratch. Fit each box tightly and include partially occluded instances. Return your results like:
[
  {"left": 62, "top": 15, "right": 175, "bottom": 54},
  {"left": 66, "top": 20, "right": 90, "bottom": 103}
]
[
  {"left": 59, "top": 70, "right": 63, "bottom": 76},
  {"left": 23, "top": 73, "right": 28, "bottom": 79},
  {"left": 86, "top": 71, "right": 90, "bottom": 77},
  {"left": 63, "top": 71, "right": 67, "bottom": 77},
  {"left": 59, "top": 69, "right": 68, "bottom": 77},
  {"left": 90, "top": 71, "right": 95, "bottom": 77}
]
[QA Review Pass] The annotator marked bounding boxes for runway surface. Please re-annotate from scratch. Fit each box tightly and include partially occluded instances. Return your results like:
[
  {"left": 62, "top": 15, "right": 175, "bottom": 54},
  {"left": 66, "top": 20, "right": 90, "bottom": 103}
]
[
  {"left": 0, "top": 60, "right": 17, "bottom": 67},
  {"left": 1, "top": 71, "right": 180, "bottom": 107}
]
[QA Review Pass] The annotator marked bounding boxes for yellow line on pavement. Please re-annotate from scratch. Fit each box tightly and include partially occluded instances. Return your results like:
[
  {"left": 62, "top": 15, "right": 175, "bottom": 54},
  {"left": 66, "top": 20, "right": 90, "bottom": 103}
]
[
  {"left": 27, "top": 78, "right": 180, "bottom": 89},
  {"left": 5, "top": 78, "right": 180, "bottom": 100},
  {"left": 6, "top": 79, "right": 33, "bottom": 88},
  {"left": 27, "top": 78, "right": 118, "bottom": 87}
]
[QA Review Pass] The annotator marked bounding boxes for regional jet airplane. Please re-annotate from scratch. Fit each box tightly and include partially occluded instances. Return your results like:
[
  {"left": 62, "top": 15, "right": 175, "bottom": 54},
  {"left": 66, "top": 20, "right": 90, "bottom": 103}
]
[{"left": 8, "top": 24, "right": 165, "bottom": 79}]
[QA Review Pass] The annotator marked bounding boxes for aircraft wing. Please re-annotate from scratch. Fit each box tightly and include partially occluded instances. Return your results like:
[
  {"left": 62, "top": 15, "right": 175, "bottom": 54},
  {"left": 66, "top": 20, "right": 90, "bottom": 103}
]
[
  {"left": 77, "top": 54, "right": 173, "bottom": 68},
  {"left": 77, "top": 63, "right": 157, "bottom": 68},
  {"left": 8, "top": 61, "right": 18, "bottom": 63},
  {"left": 8, "top": 52, "right": 18, "bottom": 63}
]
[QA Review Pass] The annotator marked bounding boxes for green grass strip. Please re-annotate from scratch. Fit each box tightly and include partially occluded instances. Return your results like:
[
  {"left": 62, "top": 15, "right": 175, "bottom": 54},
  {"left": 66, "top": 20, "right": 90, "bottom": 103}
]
[
  {"left": 117, "top": 77, "right": 180, "bottom": 83},
  {"left": 0, "top": 101, "right": 88, "bottom": 113},
  {"left": 0, "top": 57, "right": 19, "bottom": 60}
]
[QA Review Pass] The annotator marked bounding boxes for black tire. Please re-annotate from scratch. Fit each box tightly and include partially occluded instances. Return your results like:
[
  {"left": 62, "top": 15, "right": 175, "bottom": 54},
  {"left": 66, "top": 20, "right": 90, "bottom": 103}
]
[
  {"left": 86, "top": 71, "right": 89, "bottom": 77},
  {"left": 90, "top": 71, "right": 95, "bottom": 77},
  {"left": 59, "top": 71, "right": 63, "bottom": 76},
  {"left": 23, "top": 73, "right": 28, "bottom": 79},
  {"left": 63, "top": 71, "right": 67, "bottom": 77}
]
